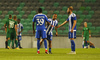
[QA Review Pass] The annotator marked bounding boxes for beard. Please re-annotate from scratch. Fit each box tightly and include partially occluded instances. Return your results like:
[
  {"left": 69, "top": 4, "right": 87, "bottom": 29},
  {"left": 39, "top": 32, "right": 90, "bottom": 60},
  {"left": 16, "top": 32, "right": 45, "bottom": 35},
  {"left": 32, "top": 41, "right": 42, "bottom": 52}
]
[{"left": 67, "top": 11, "right": 70, "bottom": 15}]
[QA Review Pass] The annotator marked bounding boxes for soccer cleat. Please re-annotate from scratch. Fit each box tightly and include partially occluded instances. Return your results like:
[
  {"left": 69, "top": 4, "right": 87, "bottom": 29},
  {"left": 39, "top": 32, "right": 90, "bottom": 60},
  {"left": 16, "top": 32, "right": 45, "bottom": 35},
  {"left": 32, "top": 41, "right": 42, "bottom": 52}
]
[
  {"left": 15, "top": 48, "right": 20, "bottom": 50},
  {"left": 49, "top": 51, "right": 52, "bottom": 54},
  {"left": 7, "top": 46, "right": 10, "bottom": 49},
  {"left": 45, "top": 50, "right": 49, "bottom": 54},
  {"left": 67, "top": 51, "right": 76, "bottom": 54},
  {"left": 19, "top": 47, "right": 23, "bottom": 49},
  {"left": 37, "top": 51, "right": 40, "bottom": 54},
  {"left": 84, "top": 46, "right": 87, "bottom": 49}
]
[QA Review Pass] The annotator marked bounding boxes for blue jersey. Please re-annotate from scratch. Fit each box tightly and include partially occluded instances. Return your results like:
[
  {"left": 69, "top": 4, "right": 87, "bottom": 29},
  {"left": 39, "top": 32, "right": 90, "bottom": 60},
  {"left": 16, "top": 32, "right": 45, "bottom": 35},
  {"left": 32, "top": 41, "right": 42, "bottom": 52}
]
[
  {"left": 33, "top": 13, "right": 49, "bottom": 30},
  {"left": 67, "top": 13, "right": 77, "bottom": 31},
  {"left": 17, "top": 23, "right": 23, "bottom": 36},
  {"left": 46, "top": 18, "right": 58, "bottom": 35}
]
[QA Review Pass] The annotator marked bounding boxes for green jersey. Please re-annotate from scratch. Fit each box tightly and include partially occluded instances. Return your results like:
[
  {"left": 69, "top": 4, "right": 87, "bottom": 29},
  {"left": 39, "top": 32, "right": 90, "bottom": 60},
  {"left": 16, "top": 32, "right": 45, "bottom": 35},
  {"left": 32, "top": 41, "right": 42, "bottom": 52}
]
[
  {"left": 5, "top": 19, "right": 13, "bottom": 32},
  {"left": 83, "top": 27, "right": 90, "bottom": 36},
  {"left": 9, "top": 19, "right": 17, "bottom": 32}
]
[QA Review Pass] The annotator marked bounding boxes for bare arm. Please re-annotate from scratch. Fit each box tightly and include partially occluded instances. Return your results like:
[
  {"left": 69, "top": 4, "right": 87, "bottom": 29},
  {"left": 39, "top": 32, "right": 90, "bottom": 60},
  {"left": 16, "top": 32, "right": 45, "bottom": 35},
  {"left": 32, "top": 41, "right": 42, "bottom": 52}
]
[
  {"left": 33, "top": 22, "right": 35, "bottom": 34},
  {"left": 58, "top": 21, "right": 68, "bottom": 28},
  {"left": 82, "top": 31, "right": 84, "bottom": 38},
  {"left": 4, "top": 24, "right": 7, "bottom": 33},
  {"left": 55, "top": 26, "right": 58, "bottom": 36},
  {"left": 15, "top": 25, "right": 18, "bottom": 36},
  {"left": 89, "top": 30, "right": 91, "bottom": 38},
  {"left": 71, "top": 20, "right": 77, "bottom": 30}
]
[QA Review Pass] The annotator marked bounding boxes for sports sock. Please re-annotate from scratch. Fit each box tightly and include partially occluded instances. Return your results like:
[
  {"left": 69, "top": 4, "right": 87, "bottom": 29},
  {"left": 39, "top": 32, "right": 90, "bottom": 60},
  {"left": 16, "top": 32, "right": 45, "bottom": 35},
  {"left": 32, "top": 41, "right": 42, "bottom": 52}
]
[
  {"left": 5, "top": 41, "right": 8, "bottom": 48},
  {"left": 8, "top": 40, "right": 11, "bottom": 47},
  {"left": 49, "top": 48, "right": 51, "bottom": 52},
  {"left": 15, "top": 40, "right": 18, "bottom": 48},
  {"left": 71, "top": 40, "right": 75, "bottom": 51},
  {"left": 37, "top": 40, "right": 40, "bottom": 51},
  {"left": 12, "top": 40, "right": 14, "bottom": 47},
  {"left": 44, "top": 40, "right": 47, "bottom": 50}
]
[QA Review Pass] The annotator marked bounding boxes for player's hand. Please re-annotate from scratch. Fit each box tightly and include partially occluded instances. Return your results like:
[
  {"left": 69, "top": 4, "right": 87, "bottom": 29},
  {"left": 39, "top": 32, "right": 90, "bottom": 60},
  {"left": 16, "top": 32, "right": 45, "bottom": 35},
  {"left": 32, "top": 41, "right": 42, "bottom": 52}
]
[
  {"left": 51, "top": 25, "right": 54, "bottom": 27},
  {"left": 71, "top": 29, "right": 73, "bottom": 33},
  {"left": 56, "top": 32, "right": 58, "bottom": 36},
  {"left": 89, "top": 35, "right": 91, "bottom": 38},
  {"left": 57, "top": 25, "right": 61, "bottom": 28},
  {"left": 82, "top": 35, "right": 83, "bottom": 38},
  {"left": 33, "top": 30, "right": 35, "bottom": 34},
  {"left": 19, "top": 32, "right": 21, "bottom": 34}
]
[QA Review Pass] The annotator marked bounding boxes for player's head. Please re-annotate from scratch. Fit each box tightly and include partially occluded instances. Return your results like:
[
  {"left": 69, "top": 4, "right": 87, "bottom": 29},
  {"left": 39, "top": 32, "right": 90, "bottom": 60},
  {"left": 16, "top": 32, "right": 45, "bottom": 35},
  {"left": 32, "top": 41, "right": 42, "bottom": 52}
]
[
  {"left": 67, "top": 6, "right": 73, "bottom": 15},
  {"left": 13, "top": 15, "right": 17, "bottom": 21},
  {"left": 53, "top": 14, "right": 57, "bottom": 20},
  {"left": 9, "top": 15, "right": 12, "bottom": 19},
  {"left": 17, "top": 19, "right": 20, "bottom": 23},
  {"left": 84, "top": 22, "right": 87, "bottom": 27},
  {"left": 38, "top": 8, "right": 42, "bottom": 13}
]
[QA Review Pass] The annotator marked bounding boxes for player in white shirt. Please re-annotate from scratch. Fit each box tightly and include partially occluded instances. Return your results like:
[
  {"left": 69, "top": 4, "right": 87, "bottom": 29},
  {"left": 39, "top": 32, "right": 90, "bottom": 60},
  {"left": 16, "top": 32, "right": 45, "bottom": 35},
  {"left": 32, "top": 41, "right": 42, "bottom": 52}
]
[{"left": 17, "top": 19, "right": 23, "bottom": 48}]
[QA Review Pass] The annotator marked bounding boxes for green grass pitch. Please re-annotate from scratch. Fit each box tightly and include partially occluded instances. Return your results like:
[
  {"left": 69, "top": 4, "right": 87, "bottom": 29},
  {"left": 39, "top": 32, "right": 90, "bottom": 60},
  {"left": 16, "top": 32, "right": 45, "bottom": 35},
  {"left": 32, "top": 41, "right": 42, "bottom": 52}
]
[{"left": 0, "top": 48, "right": 100, "bottom": 60}]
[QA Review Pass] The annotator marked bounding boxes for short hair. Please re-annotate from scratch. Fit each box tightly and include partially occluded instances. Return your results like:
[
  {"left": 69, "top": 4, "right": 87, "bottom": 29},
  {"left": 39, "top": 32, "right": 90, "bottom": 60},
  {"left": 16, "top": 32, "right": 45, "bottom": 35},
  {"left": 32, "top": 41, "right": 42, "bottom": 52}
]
[
  {"left": 69, "top": 6, "right": 73, "bottom": 11},
  {"left": 18, "top": 19, "right": 20, "bottom": 21},
  {"left": 9, "top": 15, "right": 12, "bottom": 18},
  {"left": 38, "top": 8, "right": 42, "bottom": 13},
  {"left": 13, "top": 15, "right": 17, "bottom": 19}
]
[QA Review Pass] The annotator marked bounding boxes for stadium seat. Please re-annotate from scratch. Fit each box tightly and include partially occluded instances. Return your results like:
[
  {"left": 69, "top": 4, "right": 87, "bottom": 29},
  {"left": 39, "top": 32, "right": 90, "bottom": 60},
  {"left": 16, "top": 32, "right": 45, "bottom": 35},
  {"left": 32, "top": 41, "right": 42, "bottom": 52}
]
[
  {"left": 0, "top": 11, "right": 2, "bottom": 15},
  {"left": 85, "top": 15, "right": 92, "bottom": 20},
  {"left": 62, "top": 15, "right": 68, "bottom": 19},
  {"left": 53, "top": 2, "right": 59, "bottom": 7},
  {"left": 89, "top": 27, "right": 95, "bottom": 30},
  {"left": 53, "top": 11, "right": 59, "bottom": 14},
  {"left": 89, "top": 11, "right": 94, "bottom": 15},
  {"left": 57, "top": 14, "right": 62, "bottom": 19},
  {"left": 80, "top": 15, "right": 86, "bottom": 19},
  {"left": 28, "top": 15, "right": 34, "bottom": 19},
  {"left": 80, "top": 7, "right": 85, "bottom": 11},
  {"left": 41, "top": 7, "right": 45, "bottom": 10},
  {"left": 77, "top": 11, "right": 83, "bottom": 15},
  {"left": 87, "top": 22, "right": 92, "bottom": 27},
  {"left": 8, "top": 11, "right": 13, "bottom": 14},
  {"left": 17, "top": 7, "right": 22, "bottom": 11},
  {"left": 96, "top": 27, "right": 100, "bottom": 30},
  {"left": 19, "top": 3, "right": 25, "bottom": 7},
  {"left": 43, "top": 11, "right": 47, "bottom": 14},
  {"left": 31, "top": 11, "right": 36, "bottom": 14},
  {"left": 19, "top": 11, "right": 25, "bottom": 15},
  {"left": 86, "top": 6, "right": 91, "bottom": 11},
  {"left": 17, "top": 15, "right": 22, "bottom": 19},
  {"left": 62, "top": 6, "right": 68, "bottom": 11},
  {"left": 85, "top": 0, "right": 90, "bottom": 3},
  {"left": 73, "top": 11, "right": 76, "bottom": 14},
  {"left": 39, "top": 0, "right": 45, "bottom": 3},
  {"left": 91, "top": 0, "right": 96, "bottom": 3},
  {"left": 77, "top": 19, "right": 83, "bottom": 23}
]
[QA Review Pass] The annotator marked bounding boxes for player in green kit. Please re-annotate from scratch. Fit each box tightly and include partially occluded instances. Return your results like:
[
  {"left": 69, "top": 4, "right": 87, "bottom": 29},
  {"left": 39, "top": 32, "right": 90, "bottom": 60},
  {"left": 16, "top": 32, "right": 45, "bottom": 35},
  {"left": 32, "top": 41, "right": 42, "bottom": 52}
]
[
  {"left": 4, "top": 15, "right": 12, "bottom": 49},
  {"left": 7, "top": 15, "right": 18, "bottom": 49},
  {"left": 82, "top": 22, "right": 91, "bottom": 48}
]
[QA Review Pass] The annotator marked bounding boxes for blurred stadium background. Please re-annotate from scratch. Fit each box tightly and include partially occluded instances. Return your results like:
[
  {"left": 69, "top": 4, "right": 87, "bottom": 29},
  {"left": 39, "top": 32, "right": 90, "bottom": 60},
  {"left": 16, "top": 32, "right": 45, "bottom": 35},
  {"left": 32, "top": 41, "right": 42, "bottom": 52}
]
[{"left": 0, "top": 0, "right": 100, "bottom": 48}]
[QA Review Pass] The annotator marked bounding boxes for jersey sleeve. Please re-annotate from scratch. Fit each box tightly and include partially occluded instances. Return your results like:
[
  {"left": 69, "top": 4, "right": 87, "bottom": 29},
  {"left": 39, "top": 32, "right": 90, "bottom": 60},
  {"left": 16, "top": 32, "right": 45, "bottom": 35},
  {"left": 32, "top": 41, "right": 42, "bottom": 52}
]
[
  {"left": 56, "top": 21, "right": 58, "bottom": 26},
  {"left": 66, "top": 18, "right": 69, "bottom": 21},
  {"left": 45, "top": 15, "right": 50, "bottom": 22},
  {"left": 15, "top": 21, "right": 17, "bottom": 25},
  {"left": 73, "top": 14, "right": 77, "bottom": 20},
  {"left": 32, "top": 16, "right": 36, "bottom": 22},
  {"left": 21, "top": 24, "right": 23, "bottom": 29}
]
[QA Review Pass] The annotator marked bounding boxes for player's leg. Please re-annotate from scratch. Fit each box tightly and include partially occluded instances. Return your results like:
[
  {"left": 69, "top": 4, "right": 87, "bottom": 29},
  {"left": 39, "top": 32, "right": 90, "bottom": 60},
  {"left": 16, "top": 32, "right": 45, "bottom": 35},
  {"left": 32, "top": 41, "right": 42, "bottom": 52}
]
[
  {"left": 40, "top": 39, "right": 43, "bottom": 46},
  {"left": 86, "top": 36, "right": 90, "bottom": 48},
  {"left": 36, "top": 30, "right": 41, "bottom": 54},
  {"left": 47, "top": 34, "right": 52, "bottom": 54},
  {"left": 89, "top": 41, "right": 95, "bottom": 48},
  {"left": 5, "top": 38, "right": 8, "bottom": 49},
  {"left": 7, "top": 37, "right": 11, "bottom": 49},
  {"left": 68, "top": 31, "right": 76, "bottom": 54},
  {"left": 42, "top": 29, "right": 48, "bottom": 54},
  {"left": 18, "top": 35, "right": 22, "bottom": 48}
]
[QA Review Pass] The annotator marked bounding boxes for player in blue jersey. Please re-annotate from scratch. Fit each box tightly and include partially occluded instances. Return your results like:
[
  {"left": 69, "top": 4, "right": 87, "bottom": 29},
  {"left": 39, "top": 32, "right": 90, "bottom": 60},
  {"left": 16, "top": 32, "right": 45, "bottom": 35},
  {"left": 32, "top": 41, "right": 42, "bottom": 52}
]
[
  {"left": 17, "top": 19, "right": 23, "bottom": 48},
  {"left": 58, "top": 6, "right": 77, "bottom": 54},
  {"left": 40, "top": 14, "right": 58, "bottom": 54},
  {"left": 33, "top": 8, "right": 51, "bottom": 54}
]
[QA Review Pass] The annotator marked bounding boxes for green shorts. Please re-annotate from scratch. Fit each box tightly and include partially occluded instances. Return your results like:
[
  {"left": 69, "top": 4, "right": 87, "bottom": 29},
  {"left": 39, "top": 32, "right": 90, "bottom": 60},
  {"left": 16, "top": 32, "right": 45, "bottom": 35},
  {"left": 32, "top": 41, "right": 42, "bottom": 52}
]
[
  {"left": 83, "top": 36, "right": 89, "bottom": 41},
  {"left": 6, "top": 31, "right": 10, "bottom": 39},
  {"left": 9, "top": 29, "right": 17, "bottom": 40}
]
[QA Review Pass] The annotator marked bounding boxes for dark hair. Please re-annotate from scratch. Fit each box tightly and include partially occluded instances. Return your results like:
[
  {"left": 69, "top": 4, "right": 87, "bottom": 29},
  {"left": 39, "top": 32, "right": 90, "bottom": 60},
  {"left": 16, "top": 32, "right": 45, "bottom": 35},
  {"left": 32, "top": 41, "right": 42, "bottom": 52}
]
[
  {"left": 13, "top": 15, "right": 17, "bottom": 19},
  {"left": 38, "top": 8, "right": 42, "bottom": 13},
  {"left": 18, "top": 19, "right": 20, "bottom": 21},
  {"left": 9, "top": 15, "right": 12, "bottom": 18}
]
